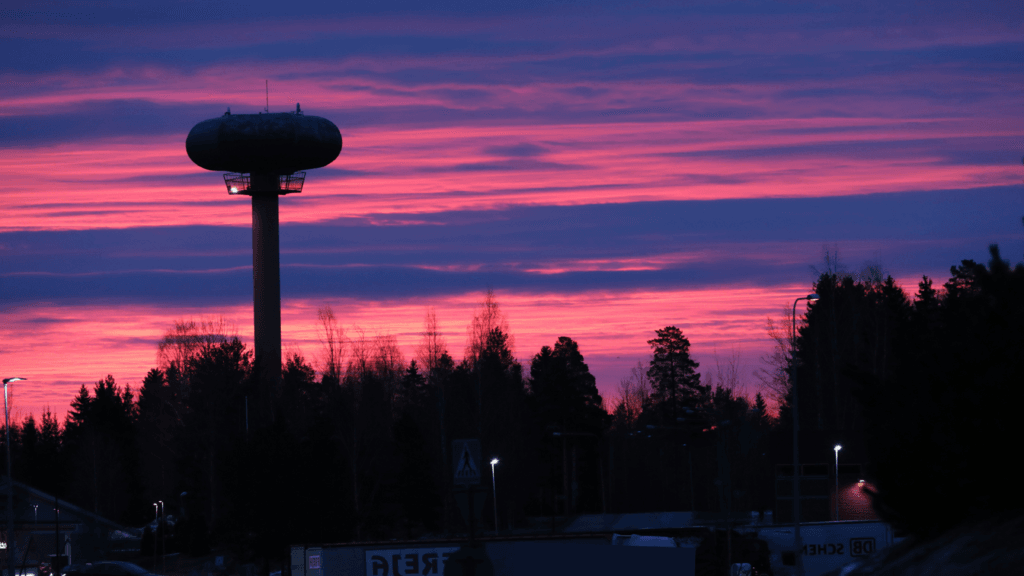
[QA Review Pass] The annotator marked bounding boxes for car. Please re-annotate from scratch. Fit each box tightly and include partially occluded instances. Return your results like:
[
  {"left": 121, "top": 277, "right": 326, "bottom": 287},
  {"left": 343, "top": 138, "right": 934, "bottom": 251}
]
[{"left": 62, "top": 562, "right": 153, "bottom": 576}]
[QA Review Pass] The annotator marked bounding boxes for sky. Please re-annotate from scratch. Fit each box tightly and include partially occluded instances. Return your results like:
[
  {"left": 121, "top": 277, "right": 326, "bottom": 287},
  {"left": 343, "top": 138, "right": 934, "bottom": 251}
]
[{"left": 1, "top": 0, "right": 1023, "bottom": 421}]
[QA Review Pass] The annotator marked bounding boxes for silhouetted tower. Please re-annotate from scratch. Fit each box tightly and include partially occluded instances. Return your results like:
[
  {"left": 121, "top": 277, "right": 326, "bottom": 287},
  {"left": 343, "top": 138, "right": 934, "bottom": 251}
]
[{"left": 186, "top": 106, "right": 341, "bottom": 418}]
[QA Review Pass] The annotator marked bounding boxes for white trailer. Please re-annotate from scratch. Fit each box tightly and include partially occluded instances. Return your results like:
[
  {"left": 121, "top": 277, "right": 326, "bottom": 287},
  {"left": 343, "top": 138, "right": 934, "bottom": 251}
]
[{"left": 744, "top": 520, "right": 901, "bottom": 576}]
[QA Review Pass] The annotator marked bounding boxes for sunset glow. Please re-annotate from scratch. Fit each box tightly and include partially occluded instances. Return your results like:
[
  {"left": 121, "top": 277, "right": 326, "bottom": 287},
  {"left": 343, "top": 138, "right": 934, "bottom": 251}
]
[
  {"left": 2, "top": 284, "right": 807, "bottom": 418},
  {"left": 2, "top": 0, "right": 1022, "bottom": 422}
]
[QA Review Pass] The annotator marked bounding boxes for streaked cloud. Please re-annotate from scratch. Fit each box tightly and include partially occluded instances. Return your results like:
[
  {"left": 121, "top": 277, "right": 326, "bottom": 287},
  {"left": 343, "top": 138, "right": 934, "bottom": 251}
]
[{"left": 1, "top": 0, "right": 1021, "bottom": 417}]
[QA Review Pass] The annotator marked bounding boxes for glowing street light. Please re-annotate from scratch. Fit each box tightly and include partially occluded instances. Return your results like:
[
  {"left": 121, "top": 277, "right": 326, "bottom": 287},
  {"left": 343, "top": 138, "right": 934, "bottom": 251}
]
[
  {"left": 3, "top": 376, "right": 26, "bottom": 575},
  {"left": 490, "top": 458, "right": 499, "bottom": 535},
  {"left": 790, "top": 294, "right": 818, "bottom": 576},
  {"left": 834, "top": 444, "right": 842, "bottom": 521}
]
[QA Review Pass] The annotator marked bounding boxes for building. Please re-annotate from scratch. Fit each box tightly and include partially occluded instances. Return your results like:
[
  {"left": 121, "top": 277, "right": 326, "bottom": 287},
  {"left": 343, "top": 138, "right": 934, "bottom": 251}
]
[{"left": 2, "top": 478, "right": 136, "bottom": 575}]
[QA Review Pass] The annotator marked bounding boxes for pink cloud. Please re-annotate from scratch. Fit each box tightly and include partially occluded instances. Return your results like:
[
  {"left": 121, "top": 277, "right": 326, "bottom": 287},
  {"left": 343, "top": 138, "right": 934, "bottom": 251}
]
[{"left": 3, "top": 109, "right": 1019, "bottom": 232}]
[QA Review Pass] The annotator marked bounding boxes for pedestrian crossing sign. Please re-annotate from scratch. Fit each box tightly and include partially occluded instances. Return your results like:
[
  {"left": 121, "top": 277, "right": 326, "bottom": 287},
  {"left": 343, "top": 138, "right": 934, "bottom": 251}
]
[{"left": 452, "top": 439, "right": 482, "bottom": 485}]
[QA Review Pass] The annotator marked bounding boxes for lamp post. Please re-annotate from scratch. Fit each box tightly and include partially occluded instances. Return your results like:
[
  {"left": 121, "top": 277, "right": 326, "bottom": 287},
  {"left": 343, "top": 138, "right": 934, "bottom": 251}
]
[
  {"left": 790, "top": 295, "right": 818, "bottom": 576},
  {"left": 834, "top": 444, "right": 842, "bottom": 521},
  {"left": 157, "top": 500, "right": 165, "bottom": 573},
  {"left": 489, "top": 458, "right": 499, "bottom": 535},
  {"left": 551, "top": 430, "right": 601, "bottom": 515},
  {"left": 3, "top": 377, "right": 26, "bottom": 576}
]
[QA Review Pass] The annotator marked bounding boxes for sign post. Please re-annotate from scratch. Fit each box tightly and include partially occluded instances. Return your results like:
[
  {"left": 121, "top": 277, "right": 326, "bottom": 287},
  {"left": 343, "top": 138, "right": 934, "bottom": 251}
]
[
  {"left": 452, "top": 440, "right": 482, "bottom": 544},
  {"left": 452, "top": 440, "right": 481, "bottom": 486}
]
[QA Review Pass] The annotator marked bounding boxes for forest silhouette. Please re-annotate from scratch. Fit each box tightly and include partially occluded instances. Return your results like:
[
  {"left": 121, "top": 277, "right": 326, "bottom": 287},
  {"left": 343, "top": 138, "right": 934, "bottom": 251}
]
[{"left": 3, "top": 244, "right": 1021, "bottom": 564}]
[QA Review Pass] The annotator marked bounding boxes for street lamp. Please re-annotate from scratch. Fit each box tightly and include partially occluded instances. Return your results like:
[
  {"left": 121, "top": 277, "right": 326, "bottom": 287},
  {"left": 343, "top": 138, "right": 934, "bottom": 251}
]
[
  {"left": 790, "top": 295, "right": 818, "bottom": 576},
  {"left": 3, "top": 377, "right": 26, "bottom": 576},
  {"left": 157, "top": 500, "right": 165, "bottom": 569},
  {"left": 489, "top": 458, "right": 499, "bottom": 535},
  {"left": 834, "top": 444, "right": 842, "bottom": 521}
]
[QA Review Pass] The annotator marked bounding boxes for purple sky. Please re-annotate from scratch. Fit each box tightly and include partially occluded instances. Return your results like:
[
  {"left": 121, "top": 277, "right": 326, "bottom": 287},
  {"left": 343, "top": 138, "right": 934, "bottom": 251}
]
[{"left": 1, "top": 0, "right": 1022, "bottom": 420}]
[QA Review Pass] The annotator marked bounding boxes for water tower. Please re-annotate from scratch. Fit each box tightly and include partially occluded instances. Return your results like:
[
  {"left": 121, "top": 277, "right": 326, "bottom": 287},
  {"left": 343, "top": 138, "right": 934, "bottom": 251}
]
[{"left": 186, "top": 106, "right": 341, "bottom": 411}]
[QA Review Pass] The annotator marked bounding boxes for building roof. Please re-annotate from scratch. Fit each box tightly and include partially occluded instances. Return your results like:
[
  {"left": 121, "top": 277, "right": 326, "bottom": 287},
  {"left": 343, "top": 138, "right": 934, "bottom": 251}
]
[{"left": 1, "top": 475, "right": 128, "bottom": 533}]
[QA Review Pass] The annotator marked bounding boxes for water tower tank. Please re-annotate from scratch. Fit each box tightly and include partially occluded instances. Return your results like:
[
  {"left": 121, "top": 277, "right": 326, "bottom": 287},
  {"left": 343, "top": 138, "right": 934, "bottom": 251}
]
[{"left": 186, "top": 111, "right": 341, "bottom": 175}]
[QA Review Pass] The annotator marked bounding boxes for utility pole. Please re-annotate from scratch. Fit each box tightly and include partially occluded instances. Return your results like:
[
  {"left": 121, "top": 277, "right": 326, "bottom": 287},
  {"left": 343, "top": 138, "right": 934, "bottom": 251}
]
[
  {"left": 791, "top": 294, "right": 819, "bottom": 576},
  {"left": 53, "top": 498, "right": 60, "bottom": 576}
]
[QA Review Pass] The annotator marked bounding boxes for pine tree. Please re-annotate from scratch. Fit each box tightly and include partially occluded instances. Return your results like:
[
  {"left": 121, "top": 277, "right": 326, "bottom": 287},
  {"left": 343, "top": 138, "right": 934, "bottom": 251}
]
[
  {"left": 752, "top": 392, "right": 772, "bottom": 428},
  {"left": 36, "top": 409, "right": 63, "bottom": 496},
  {"left": 646, "top": 326, "right": 705, "bottom": 421},
  {"left": 61, "top": 376, "right": 141, "bottom": 522},
  {"left": 528, "top": 337, "right": 606, "bottom": 434}
]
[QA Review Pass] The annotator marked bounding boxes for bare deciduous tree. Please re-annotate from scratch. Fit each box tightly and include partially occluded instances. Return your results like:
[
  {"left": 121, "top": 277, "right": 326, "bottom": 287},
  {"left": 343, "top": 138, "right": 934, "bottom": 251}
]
[
  {"left": 373, "top": 333, "right": 405, "bottom": 411},
  {"left": 317, "top": 305, "right": 346, "bottom": 385},
  {"left": 465, "top": 288, "right": 512, "bottom": 365},
  {"left": 345, "top": 327, "right": 371, "bottom": 379},
  {"left": 156, "top": 317, "right": 234, "bottom": 392},
  {"left": 417, "top": 307, "right": 447, "bottom": 378},
  {"left": 705, "top": 348, "right": 743, "bottom": 396},
  {"left": 612, "top": 361, "right": 651, "bottom": 430},
  {"left": 754, "top": 313, "right": 793, "bottom": 409}
]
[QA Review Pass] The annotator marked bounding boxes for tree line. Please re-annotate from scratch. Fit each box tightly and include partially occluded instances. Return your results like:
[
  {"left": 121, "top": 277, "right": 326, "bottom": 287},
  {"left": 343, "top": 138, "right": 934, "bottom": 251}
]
[
  {"left": 783, "top": 244, "right": 1024, "bottom": 541},
  {"left": 2, "top": 290, "right": 769, "bottom": 554},
  {"left": 3, "top": 241, "right": 1019, "bottom": 559}
]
